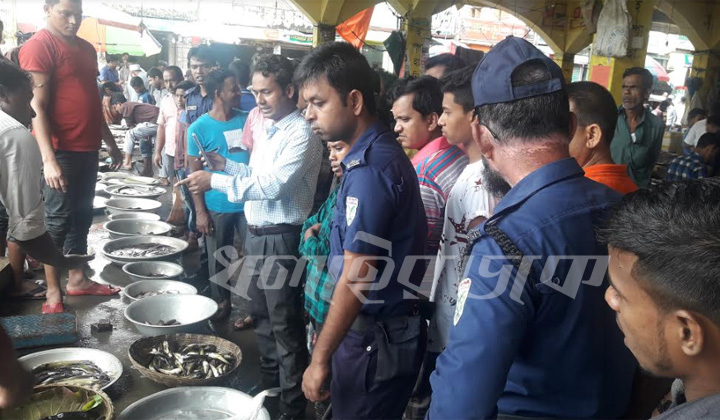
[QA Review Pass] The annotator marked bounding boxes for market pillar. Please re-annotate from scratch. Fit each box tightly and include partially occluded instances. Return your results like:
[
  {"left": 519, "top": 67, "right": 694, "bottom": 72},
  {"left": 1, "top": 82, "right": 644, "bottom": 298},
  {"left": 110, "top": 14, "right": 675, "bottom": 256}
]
[
  {"left": 588, "top": 0, "right": 655, "bottom": 103},
  {"left": 554, "top": 52, "right": 576, "bottom": 82},
  {"left": 313, "top": 23, "right": 336, "bottom": 47}
]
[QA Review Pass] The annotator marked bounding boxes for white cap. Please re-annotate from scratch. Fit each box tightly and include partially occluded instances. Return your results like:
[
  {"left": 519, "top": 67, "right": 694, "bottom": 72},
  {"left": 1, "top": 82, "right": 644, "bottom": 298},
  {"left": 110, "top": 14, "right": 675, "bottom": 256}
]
[{"left": 129, "top": 64, "right": 141, "bottom": 71}]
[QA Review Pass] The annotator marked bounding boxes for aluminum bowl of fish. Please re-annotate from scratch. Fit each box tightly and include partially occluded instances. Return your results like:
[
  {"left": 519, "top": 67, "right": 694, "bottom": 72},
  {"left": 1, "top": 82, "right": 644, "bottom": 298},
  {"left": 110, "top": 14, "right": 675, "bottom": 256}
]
[
  {"left": 100, "top": 236, "right": 188, "bottom": 265},
  {"left": 123, "top": 280, "right": 197, "bottom": 302},
  {"left": 105, "top": 198, "right": 161, "bottom": 215},
  {"left": 122, "top": 261, "right": 185, "bottom": 282},
  {"left": 117, "top": 387, "right": 268, "bottom": 420},
  {"left": 124, "top": 294, "right": 218, "bottom": 336},
  {"left": 103, "top": 220, "right": 173, "bottom": 240},
  {"left": 128, "top": 334, "right": 242, "bottom": 387},
  {"left": 105, "top": 184, "right": 166, "bottom": 200},
  {"left": 18, "top": 347, "right": 123, "bottom": 390},
  {"left": 107, "top": 212, "right": 161, "bottom": 222}
]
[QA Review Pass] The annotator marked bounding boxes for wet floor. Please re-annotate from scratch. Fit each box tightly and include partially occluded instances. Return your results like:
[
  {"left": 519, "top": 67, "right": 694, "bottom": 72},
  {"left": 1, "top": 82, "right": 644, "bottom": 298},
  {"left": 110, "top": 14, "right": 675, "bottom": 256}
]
[{"left": 0, "top": 186, "right": 263, "bottom": 415}]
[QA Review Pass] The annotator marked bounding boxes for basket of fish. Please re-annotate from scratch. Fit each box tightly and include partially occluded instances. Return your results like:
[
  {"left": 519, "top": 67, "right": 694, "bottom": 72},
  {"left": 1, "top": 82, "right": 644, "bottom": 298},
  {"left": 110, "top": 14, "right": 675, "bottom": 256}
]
[
  {"left": 128, "top": 334, "right": 242, "bottom": 386},
  {"left": 122, "top": 261, "right": 185, "bottom": 281},
  {"left": 18, "top": 348, "right": 123, "bottom": 390},
  {"left": 0, "top": 384, "right": 114, "bottom": 420},
  {"left": 123, "top": 280, "right": 197, "bottom": 302},
  {"left": 105, "top": 184, "right": 166, "bottom": 200},
  {"left": 105, "top": 198, "right": 161, "bottom": 216},
  {"left": 124, "top": 294, "right": 218, "bottom": 336},
  {"left": 103, "top": 220, "right": 174, "bottom": 240},
  {"left": 100, "top": 236, "right": 188, "bottom": 265}
]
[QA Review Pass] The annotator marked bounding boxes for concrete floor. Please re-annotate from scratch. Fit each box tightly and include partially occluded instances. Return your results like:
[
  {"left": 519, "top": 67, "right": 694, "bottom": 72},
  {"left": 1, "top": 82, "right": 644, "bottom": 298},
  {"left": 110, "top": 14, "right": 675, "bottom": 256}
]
[{"left": 0, "top": 184, "right": 264, "bottom": 415}]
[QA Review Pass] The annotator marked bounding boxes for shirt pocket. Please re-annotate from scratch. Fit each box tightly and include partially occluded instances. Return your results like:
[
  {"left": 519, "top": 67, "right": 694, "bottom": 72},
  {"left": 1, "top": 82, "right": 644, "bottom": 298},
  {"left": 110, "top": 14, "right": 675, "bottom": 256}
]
[{"left": 223, "top": 128, "right": 245, "bottom": 151}]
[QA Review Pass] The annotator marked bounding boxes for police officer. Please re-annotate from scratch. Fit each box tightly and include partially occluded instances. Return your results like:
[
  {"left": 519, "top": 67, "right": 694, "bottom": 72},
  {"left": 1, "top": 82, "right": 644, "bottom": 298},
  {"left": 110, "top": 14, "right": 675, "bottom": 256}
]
[
  {"left": 428, "top": 37, "right": 638, "bottom": 419},
  {"left": 184, "top": 45, "right": 215, "bottom": 125},
  {"left": 296, "top": 42, "right": 428, "bottom": 419}
]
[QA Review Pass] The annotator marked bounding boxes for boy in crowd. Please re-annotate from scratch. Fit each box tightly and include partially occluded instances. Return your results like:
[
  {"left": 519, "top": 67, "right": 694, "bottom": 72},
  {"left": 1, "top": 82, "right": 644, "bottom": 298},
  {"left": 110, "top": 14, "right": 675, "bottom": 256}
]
[
  {"left": 131, "top": 76, "right": 154, "bottom": 105},
  {"left": 148, "top": 67, "right": 168, "bottom": 105},
  {"left": 603, "top": 179, "right": 720, "bottom": 419}
]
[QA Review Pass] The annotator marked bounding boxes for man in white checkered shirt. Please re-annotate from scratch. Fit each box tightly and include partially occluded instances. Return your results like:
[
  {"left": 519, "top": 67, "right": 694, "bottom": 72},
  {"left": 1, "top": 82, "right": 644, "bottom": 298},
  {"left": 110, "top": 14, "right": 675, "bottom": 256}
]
[{"left": 179, "top": 54, "right": 322, "bottom": 420}]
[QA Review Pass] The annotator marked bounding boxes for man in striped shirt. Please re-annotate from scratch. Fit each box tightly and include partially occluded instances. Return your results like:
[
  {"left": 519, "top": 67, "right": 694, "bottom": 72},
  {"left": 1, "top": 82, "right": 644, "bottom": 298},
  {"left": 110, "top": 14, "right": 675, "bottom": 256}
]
[{"left": 389, "top": 76, "right": 468, "bottom": 255}]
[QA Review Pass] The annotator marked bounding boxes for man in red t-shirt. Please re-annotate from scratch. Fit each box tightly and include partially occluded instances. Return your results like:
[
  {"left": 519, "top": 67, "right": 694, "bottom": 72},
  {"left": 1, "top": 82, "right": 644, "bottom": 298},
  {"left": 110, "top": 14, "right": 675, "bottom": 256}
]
[{"left": 19, "top": 0, "right": 123, "bottom": 314}]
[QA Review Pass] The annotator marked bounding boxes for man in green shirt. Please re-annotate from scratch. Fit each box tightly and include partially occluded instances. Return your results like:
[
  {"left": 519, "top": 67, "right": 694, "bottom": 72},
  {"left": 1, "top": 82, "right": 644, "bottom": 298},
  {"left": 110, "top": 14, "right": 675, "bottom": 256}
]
[{"left": 611, "top": 67, "right": 664, "bottom": 188}]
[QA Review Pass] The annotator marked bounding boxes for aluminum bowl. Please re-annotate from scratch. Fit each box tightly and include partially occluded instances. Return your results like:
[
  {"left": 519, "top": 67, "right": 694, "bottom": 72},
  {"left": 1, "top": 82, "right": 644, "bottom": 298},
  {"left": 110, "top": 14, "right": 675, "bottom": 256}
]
[
  {"left": 117, "top": 387, "right": 269, "bottom": 420},
  {"left": 18, "top": 348, "right": 123, "bottom": 390},
  {"left": 105, "top": 198, "right": 161, "bottom": 215},
  {"left": 105, "top": 184, "right": 166, "bottom": 200},
  {"left": 100, "top": 236, "right": 188, "bottom": 265},
  {"left": 124, "top": 280, "right": 197, "bottom": 302},
  {"left": 107, "top": 212, "right": 161, "bottom": 222},
  {"left": 103, "top": 220, "right": 173, "bottom": 240},
  {"left": 122, "top": 261, "right": 185, "bottom": 281},
  {"left": 124, "top": 294, "right": 218, "bottom": 336},
  {"left": 124, "top": 175, "right": 158, "bottom": 185}
]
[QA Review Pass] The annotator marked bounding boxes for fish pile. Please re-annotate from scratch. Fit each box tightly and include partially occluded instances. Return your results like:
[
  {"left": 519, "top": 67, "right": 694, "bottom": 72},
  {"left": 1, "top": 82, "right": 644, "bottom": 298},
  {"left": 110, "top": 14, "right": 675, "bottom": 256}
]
[
  {"left": 146, "top": 341, "right": 236, "bottom": 379},
  {"left": 33, "top": 361, "right": 112, "bottom": 388},
  {"left": 109, "top": 243, "right": 175, "bottom": 258},
  {"left": 115, "top": 186, "right": 163, "bottom": 196},
  {"left": 145, "top": 319, "right": 181, "bottom": 326},
  {"left": 135, "top": 290, "right": 181, "bottom": 299}
]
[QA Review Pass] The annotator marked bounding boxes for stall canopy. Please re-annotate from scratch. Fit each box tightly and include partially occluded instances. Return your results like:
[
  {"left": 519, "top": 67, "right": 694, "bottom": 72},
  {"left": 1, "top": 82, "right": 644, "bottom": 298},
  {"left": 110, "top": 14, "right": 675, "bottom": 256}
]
[{"left": 77, "top": 4, "right": 161, "bottom": 57}]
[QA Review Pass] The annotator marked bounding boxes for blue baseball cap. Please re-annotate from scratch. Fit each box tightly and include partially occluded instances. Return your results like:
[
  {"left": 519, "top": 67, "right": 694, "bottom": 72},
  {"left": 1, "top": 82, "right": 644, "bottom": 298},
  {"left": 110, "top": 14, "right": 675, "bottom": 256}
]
[{"left": 472, "top": 36, "right": 565, "bottom": 108}]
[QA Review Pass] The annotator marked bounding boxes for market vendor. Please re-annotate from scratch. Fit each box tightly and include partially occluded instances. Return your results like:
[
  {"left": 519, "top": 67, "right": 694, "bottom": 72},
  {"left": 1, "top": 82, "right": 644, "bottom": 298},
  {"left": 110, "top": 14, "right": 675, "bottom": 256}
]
[{"left": 0, "top": 61, "right": 95, "bottom": 286}]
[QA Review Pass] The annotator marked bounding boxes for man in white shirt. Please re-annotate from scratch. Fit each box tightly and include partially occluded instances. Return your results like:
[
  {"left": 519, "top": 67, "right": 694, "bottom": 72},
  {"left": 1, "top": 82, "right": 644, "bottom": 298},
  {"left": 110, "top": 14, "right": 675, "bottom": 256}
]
[{"left": 178, "top": 54, "right": 322, "bottom": 420}]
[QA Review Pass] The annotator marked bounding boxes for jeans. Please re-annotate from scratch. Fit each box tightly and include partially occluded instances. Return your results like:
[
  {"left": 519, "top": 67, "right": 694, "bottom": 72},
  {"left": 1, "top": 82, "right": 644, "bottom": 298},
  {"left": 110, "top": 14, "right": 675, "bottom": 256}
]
[
  {"left": 42, "top": 151, "right": 98, "bottom": 254},
  {"left": 124, "top": 122, "right": 157, "bottom": 158}
]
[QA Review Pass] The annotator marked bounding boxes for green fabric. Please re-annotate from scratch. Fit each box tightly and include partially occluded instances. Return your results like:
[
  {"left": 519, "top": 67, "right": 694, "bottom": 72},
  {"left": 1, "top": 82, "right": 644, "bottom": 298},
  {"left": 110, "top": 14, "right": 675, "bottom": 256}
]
[
  {"left": 611, "top": 106, "right": 664, "bottom": 188},
  {"left": 299, "top": 186, "right": 339, "bottom": 325}
]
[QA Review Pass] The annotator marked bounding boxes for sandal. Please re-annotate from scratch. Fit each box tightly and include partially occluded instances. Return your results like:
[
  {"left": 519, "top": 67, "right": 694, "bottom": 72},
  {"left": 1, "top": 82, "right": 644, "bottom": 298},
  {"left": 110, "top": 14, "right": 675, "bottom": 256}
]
[
  {"left": 8, "top": 281, "right": 47, "bottom": 300},
  {"left": 211, "top": 299, "right": 232, "bottom": 321},
  {"left": 233, "top": 315, "right": 254, "bottom": 331},
  {"left": 66, "top": 282, "right": 121, "bottom": 296},
  {"left": 42, "top": 302, "right": 65, "bottom": 314}
]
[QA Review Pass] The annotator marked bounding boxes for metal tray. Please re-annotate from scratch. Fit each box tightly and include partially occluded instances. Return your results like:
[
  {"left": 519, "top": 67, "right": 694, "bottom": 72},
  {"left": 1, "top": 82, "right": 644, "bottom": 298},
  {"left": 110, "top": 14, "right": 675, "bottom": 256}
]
[
  {"left": 117, "top": 387, "right": 270, "bottom": 420},
  {"left": 100, "top": 235, "right": 188, "bottom": 265},
  {"left": 18, "top": 347, "right": 123, "bottom": 390}
]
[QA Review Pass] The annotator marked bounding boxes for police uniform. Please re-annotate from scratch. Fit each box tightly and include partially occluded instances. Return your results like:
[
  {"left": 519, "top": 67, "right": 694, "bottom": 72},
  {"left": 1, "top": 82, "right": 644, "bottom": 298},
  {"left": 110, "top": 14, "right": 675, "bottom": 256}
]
[
  {"left": 184, "top": 85, "right": 213, "bottom": 125},
  {"left": 428, "top": 36, "right": 638, "bottom": 419},
  {"left": 329, "top": 121, "right": 428, "bottom": 419}
]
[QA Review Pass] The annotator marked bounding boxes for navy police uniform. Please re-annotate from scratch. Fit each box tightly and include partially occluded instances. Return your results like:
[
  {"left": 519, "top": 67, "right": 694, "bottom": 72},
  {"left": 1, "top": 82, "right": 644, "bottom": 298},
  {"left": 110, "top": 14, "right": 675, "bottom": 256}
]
[
  {"left": 428, "top": 158, "right": 637, "bottom": 419},
  {"left": 184, "top": 85, "right": 213, "bottom": 125},
  {"left": 329, "top": 121, "right": 428, "bottom": 419}
]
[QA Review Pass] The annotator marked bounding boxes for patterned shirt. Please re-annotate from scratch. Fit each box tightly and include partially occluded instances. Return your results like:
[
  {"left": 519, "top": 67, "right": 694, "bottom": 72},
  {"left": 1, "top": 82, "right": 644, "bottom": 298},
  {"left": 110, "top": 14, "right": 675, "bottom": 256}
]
[
  {"left": 299, "top": 185, "right": 338, "bottom": 326},
  {"left": 210, "top": 109, "right": 323, "bottom": 226},
  {"left": 416, "top": 140, "right": 468, "bottom": 255},
  {"left": 427, "top": 159, "right": 496, "bottom": 353},
  {"left": 666, "top": 152, "right": 707, "bottom": 181}
]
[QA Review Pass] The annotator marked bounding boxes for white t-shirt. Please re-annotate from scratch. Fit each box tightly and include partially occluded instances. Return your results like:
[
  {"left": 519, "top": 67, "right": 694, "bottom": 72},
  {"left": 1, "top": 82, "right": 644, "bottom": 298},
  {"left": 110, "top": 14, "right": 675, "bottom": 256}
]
[
  {"left": 427, "top": 159, "right": 497, "bottom": 353},
  {"left": 684, "top": 119, "right": 707, "bottom": 147}
]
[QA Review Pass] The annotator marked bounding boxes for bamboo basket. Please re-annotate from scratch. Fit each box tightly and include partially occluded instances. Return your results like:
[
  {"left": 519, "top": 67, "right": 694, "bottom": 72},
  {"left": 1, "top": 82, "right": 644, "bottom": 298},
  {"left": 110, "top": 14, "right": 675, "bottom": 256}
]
[{"left": 128, "top": 333, "right": 242, "bottom": 387}]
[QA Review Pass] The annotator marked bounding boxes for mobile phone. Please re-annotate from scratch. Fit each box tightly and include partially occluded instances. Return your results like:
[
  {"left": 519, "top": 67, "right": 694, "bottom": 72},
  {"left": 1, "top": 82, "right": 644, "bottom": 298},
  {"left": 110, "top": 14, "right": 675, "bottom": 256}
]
[{"left": 191, "top": 133, "right": 209, "bottom": 163}]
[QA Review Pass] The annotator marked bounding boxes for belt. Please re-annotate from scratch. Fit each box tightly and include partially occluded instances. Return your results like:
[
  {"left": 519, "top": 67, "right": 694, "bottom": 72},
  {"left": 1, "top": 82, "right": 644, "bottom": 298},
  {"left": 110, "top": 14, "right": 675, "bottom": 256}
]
[
  {"left": 350, "top": 305, "right": 420, "bottom": 333},
  {"left": 248, "top": 224, "right": 302, "bottom": 236}
]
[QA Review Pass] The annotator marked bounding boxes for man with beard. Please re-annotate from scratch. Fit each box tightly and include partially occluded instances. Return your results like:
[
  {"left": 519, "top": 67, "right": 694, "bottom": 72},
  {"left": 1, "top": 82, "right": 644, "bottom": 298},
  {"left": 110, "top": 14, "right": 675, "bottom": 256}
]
[{"left": 427, "top": 36, "right": 637, "bottom": 419}]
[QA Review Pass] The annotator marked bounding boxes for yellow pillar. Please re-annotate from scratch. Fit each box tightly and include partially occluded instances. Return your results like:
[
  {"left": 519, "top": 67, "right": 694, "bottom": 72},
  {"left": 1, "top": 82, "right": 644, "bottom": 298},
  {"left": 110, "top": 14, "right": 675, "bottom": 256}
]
[
  {"left": 554, "top": 52, "right": 576, "bottom": 82},
  {"left": 688, "top": 49, "right": 720, "bottom": 110},
  {"left": 588, "top": 0, "right": 655, "bottom": 103},
  {"left": 313, "top": 23, "right": 336, "bottom": 47},
  {"left": 403, "top": 16, "right": 432, "bottom": 77}
]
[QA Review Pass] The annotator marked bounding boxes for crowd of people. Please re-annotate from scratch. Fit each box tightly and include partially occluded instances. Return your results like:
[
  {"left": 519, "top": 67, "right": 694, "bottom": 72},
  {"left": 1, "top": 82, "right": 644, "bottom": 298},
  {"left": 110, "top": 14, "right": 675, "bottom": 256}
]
[{"left": 1, "top": 0, "right": 720, "bottom": 419}]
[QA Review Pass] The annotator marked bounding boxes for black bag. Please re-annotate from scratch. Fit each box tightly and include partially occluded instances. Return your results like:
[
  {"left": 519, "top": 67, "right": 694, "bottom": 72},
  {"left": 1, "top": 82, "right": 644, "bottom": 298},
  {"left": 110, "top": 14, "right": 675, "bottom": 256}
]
[{"left": 373, "top": 314, "right": 423, "bottom": 382}]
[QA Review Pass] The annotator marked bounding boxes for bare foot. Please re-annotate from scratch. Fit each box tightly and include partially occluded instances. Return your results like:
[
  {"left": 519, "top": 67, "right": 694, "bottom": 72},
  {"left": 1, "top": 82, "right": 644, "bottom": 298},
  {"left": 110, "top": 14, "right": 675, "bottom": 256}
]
[
  {"left": 44, "top": 286, "right": 62, "bottom": 306},
  {"left": 9, "top": 280, "right": 46, "bottom": 299}
]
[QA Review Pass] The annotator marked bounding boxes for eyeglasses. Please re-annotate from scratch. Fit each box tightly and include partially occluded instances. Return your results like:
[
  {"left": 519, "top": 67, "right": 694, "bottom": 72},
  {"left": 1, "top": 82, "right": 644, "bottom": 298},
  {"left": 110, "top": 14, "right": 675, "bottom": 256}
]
[{"left": 473, "top": 107, "right": 501, "bottom": 140}]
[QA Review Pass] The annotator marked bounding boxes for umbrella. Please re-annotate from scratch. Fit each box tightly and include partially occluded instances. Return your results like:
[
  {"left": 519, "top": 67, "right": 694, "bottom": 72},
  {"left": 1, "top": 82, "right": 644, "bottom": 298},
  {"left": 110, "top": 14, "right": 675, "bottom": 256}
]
[
  {"left": 645, "top": 56, "right": 670, "bottom": 83},
  {"left": 76, "top": 4, "right": 161, "bottom": 57}
]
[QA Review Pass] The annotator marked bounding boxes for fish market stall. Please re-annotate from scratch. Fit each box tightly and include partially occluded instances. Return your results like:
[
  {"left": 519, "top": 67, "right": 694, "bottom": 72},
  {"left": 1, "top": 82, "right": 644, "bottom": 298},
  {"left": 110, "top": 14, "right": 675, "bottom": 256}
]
[{"left": 0, "top": 183, "right": 265, "bottom": 419}]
